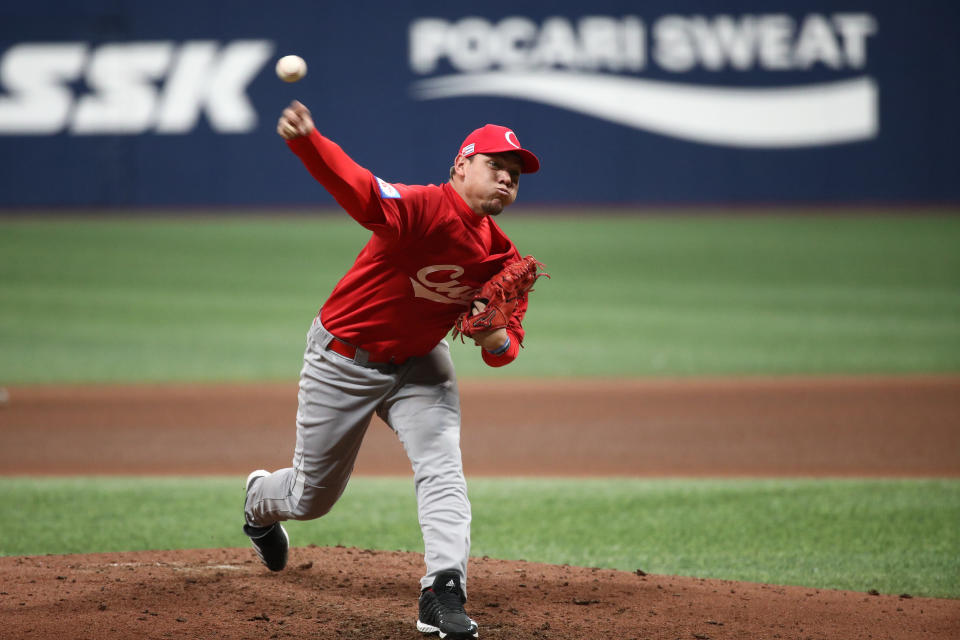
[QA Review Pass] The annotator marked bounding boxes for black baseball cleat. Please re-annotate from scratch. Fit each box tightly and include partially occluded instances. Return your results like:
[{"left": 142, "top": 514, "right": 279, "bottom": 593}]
[
  {"left": 242, "top": 470, "right": 289, "bottom": 571},
  {"left": 417, "top": 571, "right": 479, "bottom": 639}
]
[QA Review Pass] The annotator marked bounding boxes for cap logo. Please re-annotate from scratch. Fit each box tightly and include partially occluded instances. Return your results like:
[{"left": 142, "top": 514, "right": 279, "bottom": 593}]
[
  {"left": 461, "top": 142, "right": 475, "bottom": 155},
  {"left": 505, "top": 130, "right": 520, "bottom": 149}
]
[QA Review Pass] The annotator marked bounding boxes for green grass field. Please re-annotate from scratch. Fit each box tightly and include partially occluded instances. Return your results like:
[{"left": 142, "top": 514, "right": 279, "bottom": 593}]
[
  {"left": 3, "top": 477, "right": 958, "bottom": 598},
  {"left": 1, "top": 214, "right": 958, "bottom": 382},
  {"left": 1, "top": 213, "right": 958, "bottom": 598}
]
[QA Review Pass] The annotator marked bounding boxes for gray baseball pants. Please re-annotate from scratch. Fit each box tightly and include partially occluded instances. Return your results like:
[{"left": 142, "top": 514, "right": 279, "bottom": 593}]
[{"left": 244, "top": 316, "right": 472, "bottom": 593}]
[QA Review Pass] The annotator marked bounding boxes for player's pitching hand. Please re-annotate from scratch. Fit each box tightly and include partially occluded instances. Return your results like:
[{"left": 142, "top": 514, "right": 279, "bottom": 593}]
[{"left": 277, "top": 100, "right": 314, "bottom": 140}]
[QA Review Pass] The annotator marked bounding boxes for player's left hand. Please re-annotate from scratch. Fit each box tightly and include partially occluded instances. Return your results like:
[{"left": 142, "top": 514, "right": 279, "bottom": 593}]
[
  {"left": 451, "top": 255, "right": 549, "bottom": 346},
  {"left": 469, "top": 303, "right": 508, "bottom": 350}
]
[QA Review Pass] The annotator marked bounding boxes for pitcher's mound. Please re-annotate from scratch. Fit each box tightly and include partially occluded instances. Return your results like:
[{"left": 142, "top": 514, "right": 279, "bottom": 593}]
[{"left": 2, "top": 546, "right": 957, "bottom": 639}]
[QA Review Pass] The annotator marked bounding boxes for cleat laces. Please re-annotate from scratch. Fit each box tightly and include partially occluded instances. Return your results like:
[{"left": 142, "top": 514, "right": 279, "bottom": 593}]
[{"left": 435, "top": 586, "right": 467, "bottom": 614}]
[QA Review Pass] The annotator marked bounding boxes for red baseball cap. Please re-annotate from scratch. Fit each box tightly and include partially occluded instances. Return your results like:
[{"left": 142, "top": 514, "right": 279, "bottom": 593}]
[{"left": 458, "top": 124, "right": 540, "bottom": 174}]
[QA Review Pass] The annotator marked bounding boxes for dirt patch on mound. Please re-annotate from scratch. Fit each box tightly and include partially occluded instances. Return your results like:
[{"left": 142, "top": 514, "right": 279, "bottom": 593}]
[{"left": 3, "top": 546, "right": 957, "bottom": 640}]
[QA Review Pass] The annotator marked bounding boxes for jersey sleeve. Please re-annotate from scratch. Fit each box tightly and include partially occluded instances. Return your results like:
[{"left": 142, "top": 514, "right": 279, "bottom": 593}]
[{"left": 287, "top": 130, "right": 421, "bottom": 240}]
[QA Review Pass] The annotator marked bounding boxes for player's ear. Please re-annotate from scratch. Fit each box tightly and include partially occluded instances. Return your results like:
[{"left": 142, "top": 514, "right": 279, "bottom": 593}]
[{"left": 452, "top": 154, "right": 468, "bottom": 180}]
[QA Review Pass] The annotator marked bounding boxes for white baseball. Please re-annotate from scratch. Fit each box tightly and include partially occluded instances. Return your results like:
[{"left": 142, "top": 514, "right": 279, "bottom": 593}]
[{"left": 275, "top": 55, "right": 307, "bottom": 83}]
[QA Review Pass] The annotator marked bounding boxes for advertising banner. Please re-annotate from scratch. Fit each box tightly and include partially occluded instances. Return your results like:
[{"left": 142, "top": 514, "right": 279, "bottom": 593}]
[{"left": 1, "top": 1, "right": 957, "bottom": 207}]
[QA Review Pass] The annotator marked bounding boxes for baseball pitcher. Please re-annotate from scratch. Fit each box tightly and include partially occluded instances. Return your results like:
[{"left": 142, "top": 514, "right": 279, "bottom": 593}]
[{"left": 242, "top": 100, "right": 546, "bottom": 640}]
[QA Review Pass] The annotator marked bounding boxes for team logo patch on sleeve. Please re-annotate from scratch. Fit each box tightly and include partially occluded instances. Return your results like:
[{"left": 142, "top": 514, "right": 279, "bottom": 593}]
[{"left": 375, "top": 176, "right": 402, "bottom": 199}]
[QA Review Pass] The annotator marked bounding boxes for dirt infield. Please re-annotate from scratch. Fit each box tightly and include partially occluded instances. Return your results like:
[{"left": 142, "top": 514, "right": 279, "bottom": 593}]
[
  {"left": 1, "top": 376, "right": 959, "bottom": 638},
  {"left": 2, "top": 376, "right": 959, "bottom": 477}
]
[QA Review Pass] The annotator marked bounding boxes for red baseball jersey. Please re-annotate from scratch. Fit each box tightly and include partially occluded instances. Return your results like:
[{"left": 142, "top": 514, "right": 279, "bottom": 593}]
[{"left": 287, "top": 130, "right": 527, "bottom": 367}]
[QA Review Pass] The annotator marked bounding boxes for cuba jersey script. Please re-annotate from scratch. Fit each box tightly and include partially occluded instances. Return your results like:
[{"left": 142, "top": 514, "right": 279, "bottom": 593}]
[{"left": 287, "top": 130, "right": 526, "bottom": 366}]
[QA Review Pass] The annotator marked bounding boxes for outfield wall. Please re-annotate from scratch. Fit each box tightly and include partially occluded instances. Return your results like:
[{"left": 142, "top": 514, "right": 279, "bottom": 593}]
[{"left": 0, "top": 1, "right": 957, "bottom": 207}]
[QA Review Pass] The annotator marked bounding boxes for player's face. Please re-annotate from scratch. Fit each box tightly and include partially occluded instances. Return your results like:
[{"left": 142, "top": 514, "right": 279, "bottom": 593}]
[{"left": 460, "top": 152, "right": 522, "bottom": 216}]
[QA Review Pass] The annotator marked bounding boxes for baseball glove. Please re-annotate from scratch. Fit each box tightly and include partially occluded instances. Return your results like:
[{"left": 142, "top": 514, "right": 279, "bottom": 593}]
[{"left": 452, "top": 255, "right": 549, "bottom": 341}]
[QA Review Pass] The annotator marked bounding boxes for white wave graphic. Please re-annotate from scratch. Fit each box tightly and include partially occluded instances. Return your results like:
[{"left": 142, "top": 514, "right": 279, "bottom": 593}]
[{"left": 412, "top": 71, "right": 878, "bottom": 148}]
